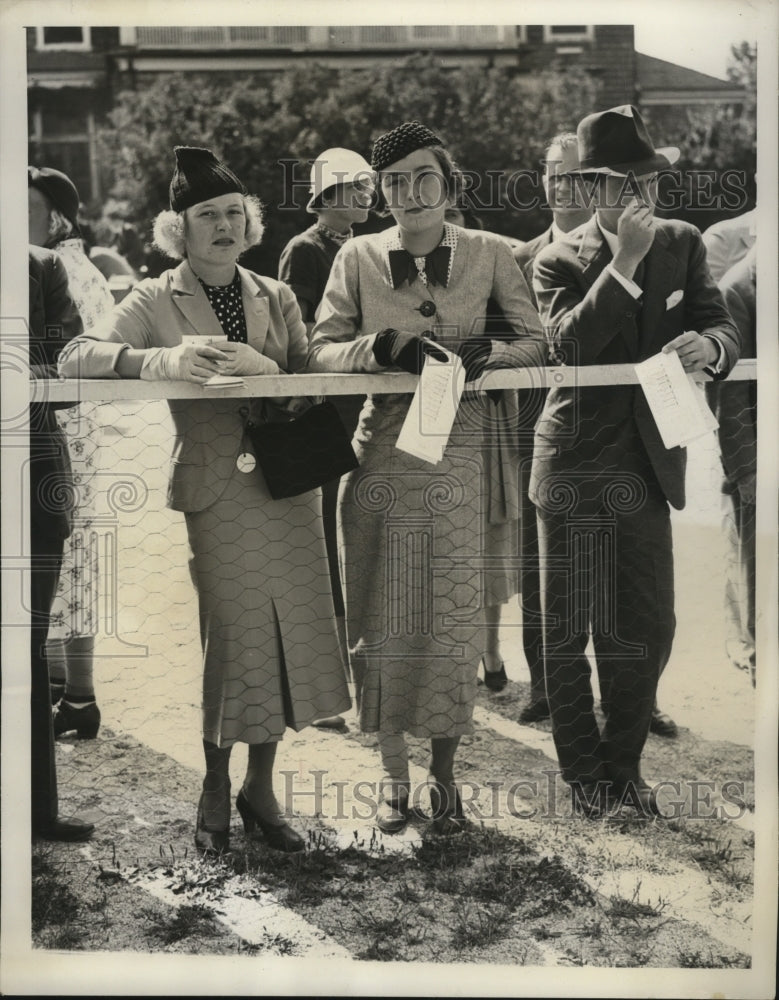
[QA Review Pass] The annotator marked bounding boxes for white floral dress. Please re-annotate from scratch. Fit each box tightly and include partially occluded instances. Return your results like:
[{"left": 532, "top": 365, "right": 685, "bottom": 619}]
[{"left": 47, "top": 240, "right": 115, "bottom": 642}]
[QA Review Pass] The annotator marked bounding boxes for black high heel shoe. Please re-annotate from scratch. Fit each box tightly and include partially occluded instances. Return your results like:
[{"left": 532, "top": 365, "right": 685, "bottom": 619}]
[
  {"left": 482, "top": 658, "right": 508, "bottom": 692},
  {"left": 195, "top": 794, "right": 230, "bottom": 856},
  {"left": 53, "top": 700, "right": 101, "bottom": 739},
  {"left": 236, "top": 789, "right": 305, "bottom": 853},
  {"left": 428, "top": 777, "right": 467, "bottom": 835}
]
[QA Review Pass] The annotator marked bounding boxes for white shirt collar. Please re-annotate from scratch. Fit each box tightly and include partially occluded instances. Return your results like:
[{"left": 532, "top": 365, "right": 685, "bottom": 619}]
[{"left": 382, "top": 222, "right": 458, "bottom": 287}]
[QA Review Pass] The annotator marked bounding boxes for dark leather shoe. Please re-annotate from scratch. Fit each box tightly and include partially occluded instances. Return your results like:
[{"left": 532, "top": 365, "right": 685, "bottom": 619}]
[
  {"left": 236, "top": 789, "right": 304, "bottom": 853},
  {"left": 428, "top": 777, "right": 467, "bottom": 835},
  {"left": 376, "top": 790, "right": 410, "bottom": 834},
  {"left": 195, "top": 794, "right": 230, "bottom": 856},
  {"left": 34, "top": 817, "right": 94, "bottom": 842},
  {"left": 610, "top": 781, "right": 664, "bottom": 818},
  {"left": 482, "top": 659, "right": 508, "bottom": 692},
  {"left": 518, "top": 699, "right": 550, "bottom": 724},
  {"left": 53, "top": 700, "right": 101, "bottom": 740},
  {"left": 570, "top": 782, "right": 609, "bottom": 819},
  {"left": 649, "top": 706, "right": 678, "bottom": 738}
]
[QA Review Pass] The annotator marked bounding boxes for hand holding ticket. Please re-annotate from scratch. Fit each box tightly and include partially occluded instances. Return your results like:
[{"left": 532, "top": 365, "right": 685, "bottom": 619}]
[{"left": 635, "top": 348, "right": 718, "bottom": 448}]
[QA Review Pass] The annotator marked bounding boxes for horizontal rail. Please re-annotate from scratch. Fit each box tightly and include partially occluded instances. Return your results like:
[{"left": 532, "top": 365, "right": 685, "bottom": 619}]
[{"left": 29, "top": 360, "right": 757, "bottom": 404}]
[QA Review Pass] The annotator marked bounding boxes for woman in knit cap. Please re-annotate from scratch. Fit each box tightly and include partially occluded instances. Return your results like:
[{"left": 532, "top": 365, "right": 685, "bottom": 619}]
[
  {"left": 28, "top": 166, "right": 115, "bottom": 740},
  {"left": 308, "top": 122, "right": 547, "bottom": 835},
  {"left": 59, "top": 146, "right": 350, "bottom": 855}
]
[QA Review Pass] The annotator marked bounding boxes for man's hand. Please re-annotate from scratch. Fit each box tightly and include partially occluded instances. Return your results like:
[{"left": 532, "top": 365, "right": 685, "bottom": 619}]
[
  {"left": 662, "top": 331, "right": 719, "bottom": 372},
  {"left": 612, "top": 198, "right": 656, "bottom": 280}
]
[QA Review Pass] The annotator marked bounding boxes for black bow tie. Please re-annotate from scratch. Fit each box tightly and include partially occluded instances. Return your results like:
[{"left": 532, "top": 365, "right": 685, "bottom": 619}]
[{"left": 388, "top": 245, "right": 451, "bottom": 290}]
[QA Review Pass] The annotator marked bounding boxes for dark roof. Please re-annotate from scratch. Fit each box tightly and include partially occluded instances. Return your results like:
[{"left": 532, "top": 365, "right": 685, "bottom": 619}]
[{"left": 636, "top": 52, "right": 738, "bottom": 92}]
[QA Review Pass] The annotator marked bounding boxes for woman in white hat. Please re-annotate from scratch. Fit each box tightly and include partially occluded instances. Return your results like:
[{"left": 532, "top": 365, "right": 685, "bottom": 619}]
[
  {"left": 59, "top": 146, "right": 351, "bottom": 855},
  {"left": 279, "top": 148, "right": 375, "bottom": 727},
  {"left": 308, "top": 122, "right": 547, "bottom": 836}
]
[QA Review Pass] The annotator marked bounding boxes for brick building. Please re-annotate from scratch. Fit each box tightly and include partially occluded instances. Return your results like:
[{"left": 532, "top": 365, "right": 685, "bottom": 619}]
[{"left": 27, "top": 23, "right": 745, "bottom": 204}]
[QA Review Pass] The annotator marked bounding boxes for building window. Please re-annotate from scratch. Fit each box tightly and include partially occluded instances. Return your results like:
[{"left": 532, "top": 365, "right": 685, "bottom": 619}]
[
  {"left": 35, "top": 26, "right": 91, "bottom": 51},
  {"left": 542, "top": 25, "right": 593, "bottom": 43}
]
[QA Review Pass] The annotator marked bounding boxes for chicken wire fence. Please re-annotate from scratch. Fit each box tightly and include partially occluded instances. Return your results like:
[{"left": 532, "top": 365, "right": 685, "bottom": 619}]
[{"left": 22, "top": 363, "right": 757, "bottom": 856}]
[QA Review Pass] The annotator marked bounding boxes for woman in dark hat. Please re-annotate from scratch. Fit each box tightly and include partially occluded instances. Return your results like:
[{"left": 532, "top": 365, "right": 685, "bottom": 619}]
[
  {"left": 308, "top": 122, "right": 547, "bottom": 835},
  {"left": 60, "top": 147, "right": 350, "bottom": 855},
  {"left": 29, "top": 166, "right": 115, "bottom": 740}
]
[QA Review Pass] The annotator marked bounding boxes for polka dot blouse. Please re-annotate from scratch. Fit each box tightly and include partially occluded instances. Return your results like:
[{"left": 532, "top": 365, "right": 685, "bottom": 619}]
[{"left": 198, "top": 271, "right": 248, "bottom": 343}]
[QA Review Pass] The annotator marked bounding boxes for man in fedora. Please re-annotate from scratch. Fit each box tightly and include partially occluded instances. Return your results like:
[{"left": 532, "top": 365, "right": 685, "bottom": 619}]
[
  {"left": 530, "top": 105, "right": 740, "bottom": 816},
  {"left": 279, "top": 148, "right": 375, "bottom": 728}
]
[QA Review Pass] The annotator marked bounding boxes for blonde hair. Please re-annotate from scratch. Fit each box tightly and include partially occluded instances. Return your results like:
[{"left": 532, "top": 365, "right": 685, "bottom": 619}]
[{"left": 152, "top": 193, "right": 265, "bottom": 260}]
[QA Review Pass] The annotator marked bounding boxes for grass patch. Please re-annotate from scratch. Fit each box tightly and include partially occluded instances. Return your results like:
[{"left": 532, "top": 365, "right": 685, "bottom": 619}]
[{"left": 143, "top": 902, "right": 223, "bottom": 945}]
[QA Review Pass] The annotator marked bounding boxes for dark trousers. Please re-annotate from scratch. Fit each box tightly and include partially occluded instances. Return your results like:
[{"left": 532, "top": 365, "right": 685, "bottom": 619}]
[
  {"left": 518, "top": 451, "right": 545, "bottom": 703},
  {"left": 31, "top": 529, "right": 64, "bottom": 827},
  {"left": 536, "top": 483, "right": 675, "bottom": 789}
]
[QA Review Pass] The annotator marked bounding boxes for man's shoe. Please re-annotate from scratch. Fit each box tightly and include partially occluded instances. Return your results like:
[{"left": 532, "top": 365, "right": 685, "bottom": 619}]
[
  {"left": 518, "top": 699, "right": 551, "bottom": 724},
  {"left": 611, "top": 780, "right": 664, "bottom": 818},
  {"left": 649, "top": 706, "right": 678, "bottom": 738},
  {"left": 570, "top": 782, "right": 609, "bottom": 819},
  {"left": 34, "top": 817, "right": 94, "bottom": 842}
]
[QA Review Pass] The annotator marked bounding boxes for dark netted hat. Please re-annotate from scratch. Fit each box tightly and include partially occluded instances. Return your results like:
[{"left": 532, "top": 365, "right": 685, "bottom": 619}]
[
  {"left": 370, "top": 121, "right": 443, "bottom": 172},
  {"left": 28, "top": 165, "right": 81, "bottom": 233},
  {"left": 169, "top": 146, "right": 247, "bottom": 212}
]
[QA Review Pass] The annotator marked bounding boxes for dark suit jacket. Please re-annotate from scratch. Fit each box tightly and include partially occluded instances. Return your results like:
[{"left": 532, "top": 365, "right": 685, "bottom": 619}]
[
  {"left": 531, "top": 217, "right": 740, "bottom": 512},
  {"left": 28, "top": 246, "right": 83, "bottom": 538},
  {"left": 513, "top": 228, "right": 553, "bottom": 308}
]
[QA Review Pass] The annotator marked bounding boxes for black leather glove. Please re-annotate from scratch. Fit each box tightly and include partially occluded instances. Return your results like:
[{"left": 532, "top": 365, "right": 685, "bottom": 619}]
[
  {"left": 452, "top": 337, "right": 503, "bottom": 403},
  {"left": 372, "top": 328, "right": 448, "bottom": 375},
  {"left": 453, "top": 337, "right": 493, "bottom": 381}
]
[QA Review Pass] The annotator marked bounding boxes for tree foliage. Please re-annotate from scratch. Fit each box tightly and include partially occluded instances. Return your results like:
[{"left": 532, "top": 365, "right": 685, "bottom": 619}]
[
  {"left": 96, "top": 54, "right": 601, "bottom": 275},
  {"left": 655, "top": 41, "right": 756, "bottom": 230}
]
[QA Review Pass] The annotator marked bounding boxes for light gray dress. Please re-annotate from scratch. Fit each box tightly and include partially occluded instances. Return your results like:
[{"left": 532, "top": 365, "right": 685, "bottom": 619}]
[{"left": 308, "top": 224, "right": 546, "bottom": 736}]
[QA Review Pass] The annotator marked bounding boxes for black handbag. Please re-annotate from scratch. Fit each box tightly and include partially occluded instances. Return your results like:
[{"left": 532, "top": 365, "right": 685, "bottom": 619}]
[{"left": 244, "top": 399, "right": 359, "bottom": 500}]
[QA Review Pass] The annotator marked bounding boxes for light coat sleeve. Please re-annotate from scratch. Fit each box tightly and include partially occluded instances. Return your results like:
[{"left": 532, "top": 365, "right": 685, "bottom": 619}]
[
  {"left": 306, "top": 242, "right": 384, "bottom": 373},
  {"left": 58, "top": 278, "right": 164, "bottom": 379}
]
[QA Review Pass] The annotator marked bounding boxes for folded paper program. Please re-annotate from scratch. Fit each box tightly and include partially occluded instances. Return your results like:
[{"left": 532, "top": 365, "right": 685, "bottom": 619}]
[
  {"left": 635, "top": 349, "right": 718, "bottom": 449},
  {"left": 396, "top": 346, "right": 465, "bottom": 464}
]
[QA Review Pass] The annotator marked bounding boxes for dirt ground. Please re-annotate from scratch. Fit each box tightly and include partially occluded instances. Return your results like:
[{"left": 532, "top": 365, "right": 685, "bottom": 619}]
[{"left": 15, "top": 401, "right": 774, "bottom": 996}]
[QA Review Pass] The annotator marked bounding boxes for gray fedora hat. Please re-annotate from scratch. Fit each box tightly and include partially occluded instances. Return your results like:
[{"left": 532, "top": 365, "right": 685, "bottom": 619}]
[{"left": 575, "top": 104, "right": 680, "bottom": 176}]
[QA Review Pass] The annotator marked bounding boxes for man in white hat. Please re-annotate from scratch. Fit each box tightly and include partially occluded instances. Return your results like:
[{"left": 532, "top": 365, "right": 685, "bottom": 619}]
[
  {"left": 279, "top": 148, "right": 375, "bottom": 728},
  {"left": 530, "top": 105, "right": 741, "bottom": 817}
]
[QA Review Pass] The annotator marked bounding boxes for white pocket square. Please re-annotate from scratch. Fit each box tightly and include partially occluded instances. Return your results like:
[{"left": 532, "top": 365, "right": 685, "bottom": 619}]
[{"left": 665, "top": 289, "right": 684, "bottom": 310}]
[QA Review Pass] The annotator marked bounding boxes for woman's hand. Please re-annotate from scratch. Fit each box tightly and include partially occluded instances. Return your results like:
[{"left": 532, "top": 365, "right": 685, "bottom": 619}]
[
  {"left": 372, "top": 328, "right": 448, "bottom": 374},
  {"left": 214, "top": 342, "right": 279, "bottom": 376},
  {"left": 159, "top": 344, "right": 226, "bottom": 383}
]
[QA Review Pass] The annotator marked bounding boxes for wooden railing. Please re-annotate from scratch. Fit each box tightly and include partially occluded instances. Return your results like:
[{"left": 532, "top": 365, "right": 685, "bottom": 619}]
[{"left": 30, "top": 360, "right": 757, "bottom": 405}]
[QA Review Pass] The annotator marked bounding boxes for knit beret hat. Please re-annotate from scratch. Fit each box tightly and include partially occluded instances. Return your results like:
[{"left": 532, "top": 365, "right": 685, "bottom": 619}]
[
  {"left": 28, "top": 166, "right": 81, "bottom": 233},
  {"left": 370, "top": 121, "right": 443, "bottom": 172},
  {"left": 169, "top": 146, "right": 247, "bottom": 212}
]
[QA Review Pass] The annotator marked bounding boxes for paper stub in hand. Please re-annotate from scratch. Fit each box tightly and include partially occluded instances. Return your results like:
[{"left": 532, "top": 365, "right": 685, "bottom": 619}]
[
  {"left": 396, "top": 345, "right": 465, "bottom": 464},
  {"left": 635, "top": 349, "right": 718, "bottom": 449},
  {"left": 202, "top": 374, "right": 245, "bottom": 389}
]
